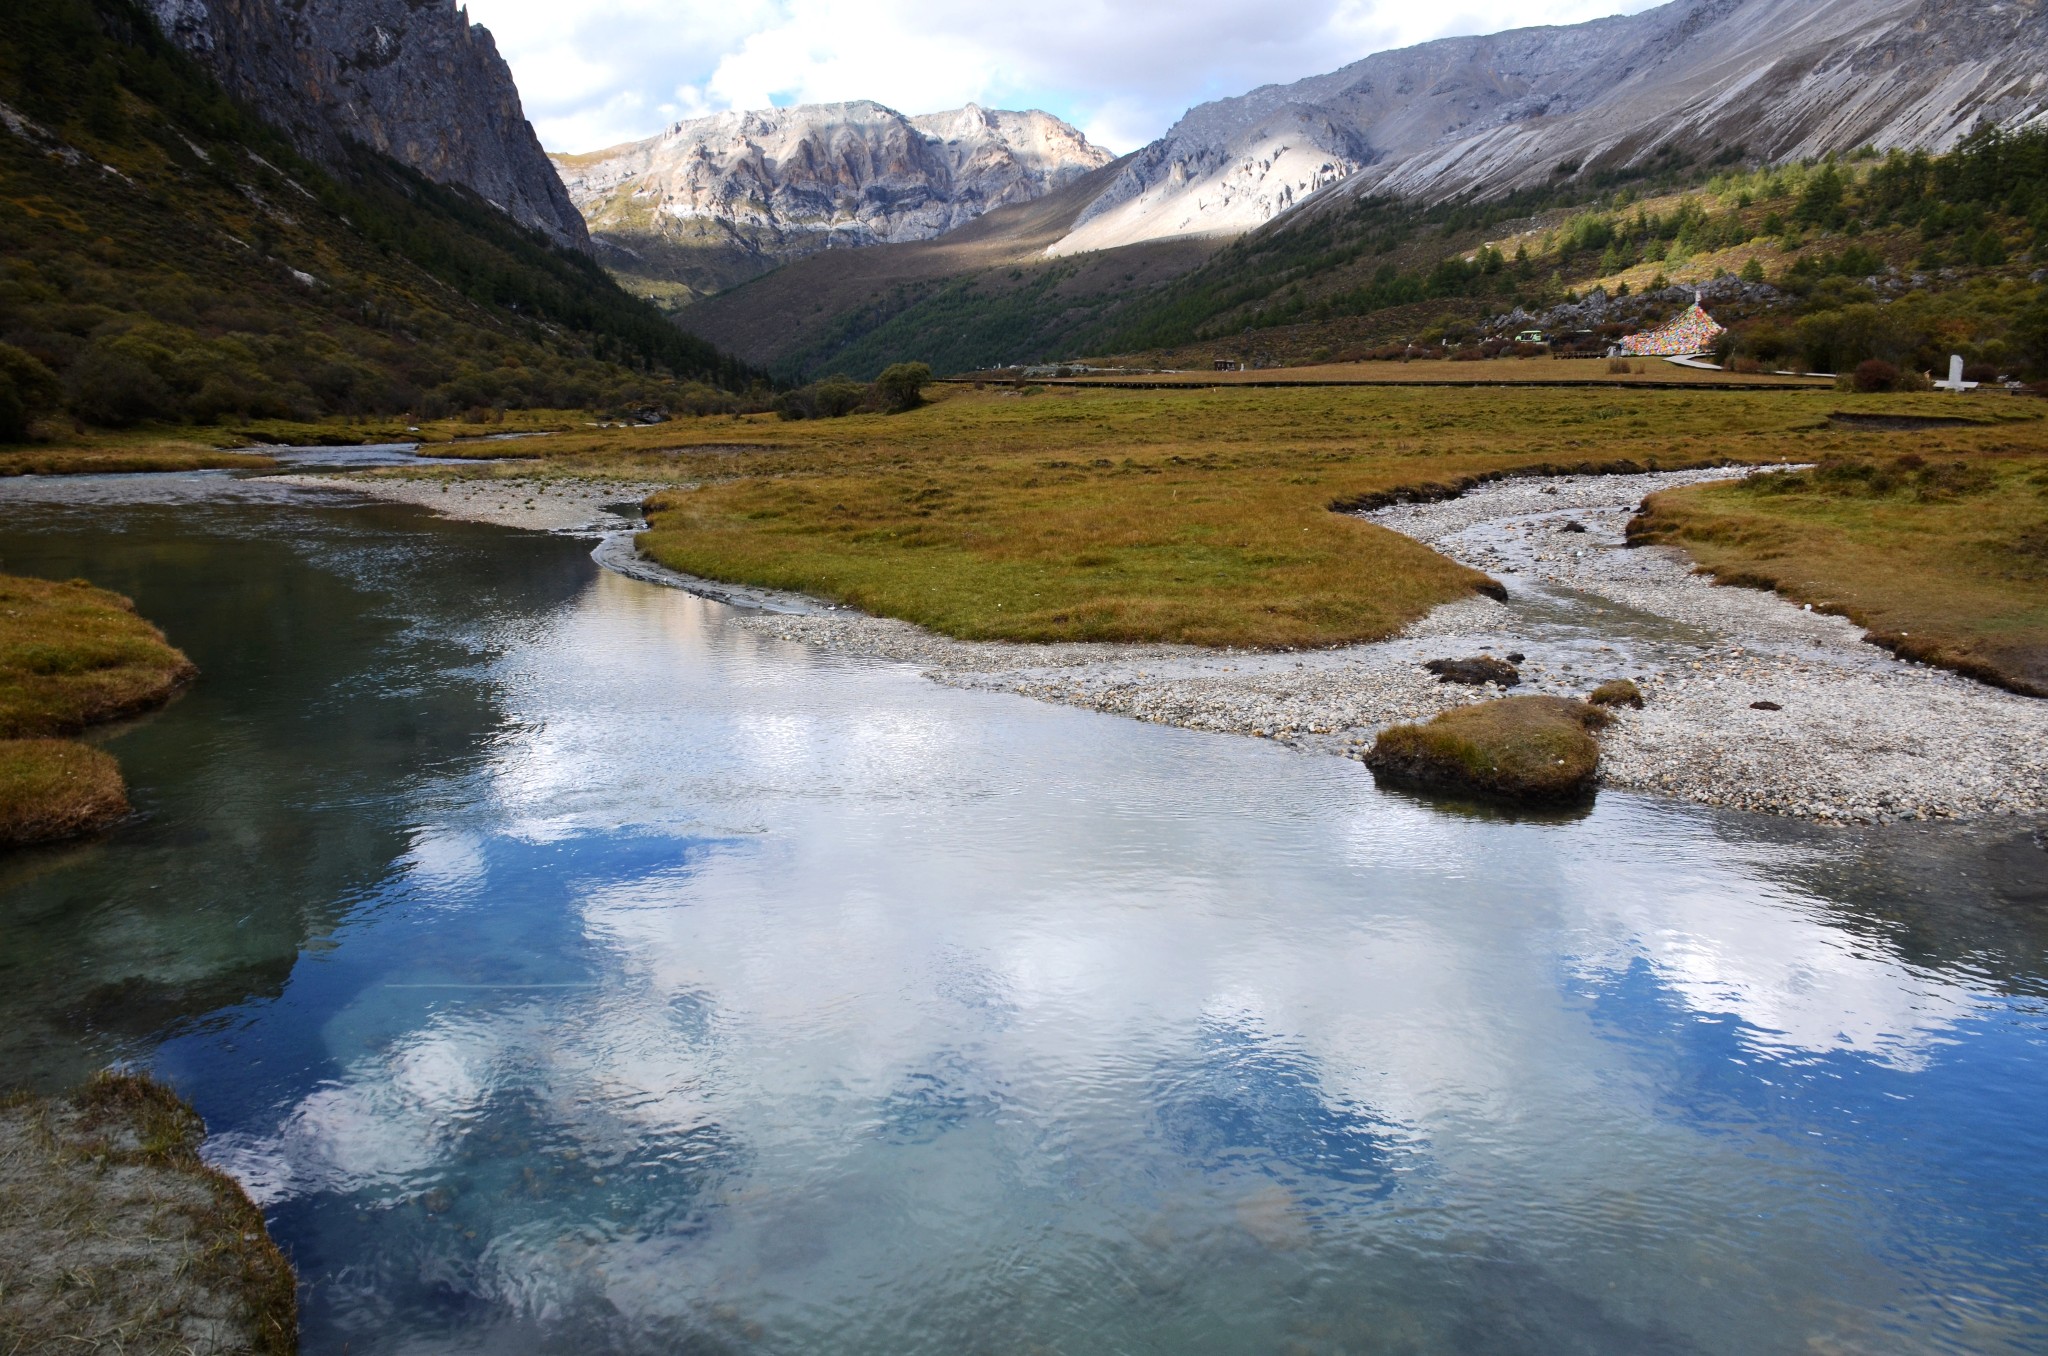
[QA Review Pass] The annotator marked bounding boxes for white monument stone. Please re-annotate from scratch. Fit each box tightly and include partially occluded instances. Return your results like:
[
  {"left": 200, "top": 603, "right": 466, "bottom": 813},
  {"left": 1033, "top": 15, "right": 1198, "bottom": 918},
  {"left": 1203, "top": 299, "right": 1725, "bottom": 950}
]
[{"left": 1933, "top": 354, "right": 1979, "bottom": 392}]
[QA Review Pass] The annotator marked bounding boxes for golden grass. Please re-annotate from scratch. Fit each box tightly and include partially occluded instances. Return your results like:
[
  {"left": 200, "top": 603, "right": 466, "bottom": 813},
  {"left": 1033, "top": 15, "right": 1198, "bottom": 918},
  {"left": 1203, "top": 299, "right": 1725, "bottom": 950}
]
[
  {"left": 1366, "top": 696, "right": 1610, "bottom": 801},
  {"left": 0, "top": 445, "right": 278, "bottom": 476},
  {"left": 1631, "top": 449, "right": 2048, "bottom": 695},
  {"left": 0, "top": 575, "right": 196, "bottom": 737},
  {"left": 0, "top": 575, "right": 194, "bottom": 848},
  {"left": 269, "top": 384, "right": 2044, "bottom": 659},
  {"left": 588, "top": 386, "right": 2030, "bottom": 648},
  {"left": 0, "top": 739, "right": 125, "bottom": 845}
]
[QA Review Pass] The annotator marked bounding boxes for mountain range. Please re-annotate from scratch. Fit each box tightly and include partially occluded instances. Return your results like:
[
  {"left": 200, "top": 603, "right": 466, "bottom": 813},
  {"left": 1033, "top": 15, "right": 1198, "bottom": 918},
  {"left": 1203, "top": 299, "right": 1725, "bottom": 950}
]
[
  {"left": 1052, "top": 0, "right": 2048, "bottom": 255},
  {"left": 551, "top": 102, "right": 1113, "bottom": 305},
  {"left": 661, "top": 0, "right": 2048, "bottom": 377}
]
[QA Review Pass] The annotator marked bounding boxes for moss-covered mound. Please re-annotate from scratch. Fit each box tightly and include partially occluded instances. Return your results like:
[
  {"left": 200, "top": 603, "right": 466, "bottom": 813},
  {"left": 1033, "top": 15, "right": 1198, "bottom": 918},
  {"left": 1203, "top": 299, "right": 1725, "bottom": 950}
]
[
  {"left": 0, "top": 738, "right": 126, "bottom": 845},
  {"left": 0, "top": 574, "right": 194, "bottom": 847},
  {"left": 0, "top": 575, "right": 195, "bottom": 738},
  {"left": 1365, "top": 696, "right": 1610, "bottom": 802},
  {"left": 0, "top": 1073, "right": 296, "bottom": 1355},
  {"left": 1588, "top": 678, "right": 1645, "bottom": 708}
]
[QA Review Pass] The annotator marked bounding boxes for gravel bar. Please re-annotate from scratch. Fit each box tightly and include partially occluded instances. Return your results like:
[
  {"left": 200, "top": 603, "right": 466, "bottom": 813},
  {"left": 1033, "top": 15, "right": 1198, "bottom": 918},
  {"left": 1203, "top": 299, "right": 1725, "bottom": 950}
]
[
  {"left": 270, "top": 471, "right": 665, "bottom": 533},
  {"left": 326, "top": 465, "right": 2048, "bottom": 824}
]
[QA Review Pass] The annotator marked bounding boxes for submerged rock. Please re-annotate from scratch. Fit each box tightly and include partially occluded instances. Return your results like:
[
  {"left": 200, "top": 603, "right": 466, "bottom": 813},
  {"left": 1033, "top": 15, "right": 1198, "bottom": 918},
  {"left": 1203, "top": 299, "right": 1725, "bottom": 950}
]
[
  {"left": 1365, "top": 696, "right": 1609, "bottom": 802},
  {"left": 1425, "top": 655, "right": 1522, "bottom": 687}
]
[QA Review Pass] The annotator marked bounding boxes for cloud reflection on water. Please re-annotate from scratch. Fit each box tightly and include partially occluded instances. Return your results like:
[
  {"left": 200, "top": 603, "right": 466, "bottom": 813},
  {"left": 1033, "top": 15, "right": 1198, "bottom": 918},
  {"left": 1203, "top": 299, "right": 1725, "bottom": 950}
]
[{"left": 183, "top": 557, "right": 2044, "bottom": 1354}]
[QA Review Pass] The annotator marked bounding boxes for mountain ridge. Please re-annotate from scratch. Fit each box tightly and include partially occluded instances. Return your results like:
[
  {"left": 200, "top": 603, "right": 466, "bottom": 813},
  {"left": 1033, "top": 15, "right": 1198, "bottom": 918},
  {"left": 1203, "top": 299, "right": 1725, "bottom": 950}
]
[
  {"left": 141, "top": 0, "right": 588, "bottom": 250},
  {"left": 552, "top": 100, "right": 1113, "bottom": 306},
  {"left": 1050, "top": 0, "right": 2048, "bottom": 255}
]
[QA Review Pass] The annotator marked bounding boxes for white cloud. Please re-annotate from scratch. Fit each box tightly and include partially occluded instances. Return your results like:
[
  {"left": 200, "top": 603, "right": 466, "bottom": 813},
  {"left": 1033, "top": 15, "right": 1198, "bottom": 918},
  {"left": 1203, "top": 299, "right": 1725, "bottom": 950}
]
[{"left": 465, "top": 0, "right": 1664, "bottom": 155}]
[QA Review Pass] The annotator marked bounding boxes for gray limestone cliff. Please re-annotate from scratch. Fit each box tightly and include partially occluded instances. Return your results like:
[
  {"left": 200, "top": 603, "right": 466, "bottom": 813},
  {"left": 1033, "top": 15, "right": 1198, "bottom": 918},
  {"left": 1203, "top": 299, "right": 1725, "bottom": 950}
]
[{"left": 144, "top": 0, "right": 589, "bottom": 251}]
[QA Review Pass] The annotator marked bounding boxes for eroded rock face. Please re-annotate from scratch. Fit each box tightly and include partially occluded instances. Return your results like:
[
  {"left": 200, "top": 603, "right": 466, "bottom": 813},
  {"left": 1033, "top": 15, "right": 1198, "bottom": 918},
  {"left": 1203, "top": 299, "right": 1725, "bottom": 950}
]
[
  {"left": 1050, "top": 0, "right": 2048, "bottom": 255},
  {"left": 554, "top": 101, "right": 1112, "bottom": 281},
  {"left": 143, "top": 0, "right": 589, "bottom": 250}
]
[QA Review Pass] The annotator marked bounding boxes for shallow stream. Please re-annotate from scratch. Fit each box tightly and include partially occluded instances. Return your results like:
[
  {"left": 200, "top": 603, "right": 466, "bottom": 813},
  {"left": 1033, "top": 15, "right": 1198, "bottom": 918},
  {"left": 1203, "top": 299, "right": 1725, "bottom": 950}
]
[{"left": 0, "top": 475, "right": 2044, "bottom": 1355}]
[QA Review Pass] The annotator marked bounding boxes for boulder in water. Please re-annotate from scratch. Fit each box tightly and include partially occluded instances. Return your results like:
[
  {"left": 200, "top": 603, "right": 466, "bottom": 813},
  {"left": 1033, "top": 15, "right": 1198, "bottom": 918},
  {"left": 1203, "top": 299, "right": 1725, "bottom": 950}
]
[{"left": 1365, "top": 696, "right": 1609, "bottom": 802}]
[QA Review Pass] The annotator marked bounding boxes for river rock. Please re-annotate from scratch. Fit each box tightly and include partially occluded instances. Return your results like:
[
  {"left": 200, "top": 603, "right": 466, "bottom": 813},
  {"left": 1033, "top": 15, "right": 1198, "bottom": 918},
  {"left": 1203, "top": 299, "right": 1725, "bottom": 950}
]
[
  {"left": 1426, "top": 655, "right": 1522, "bottom": 687},
  {"left": 1366, "top": 696, "right": 1609, "bottom": 802}
]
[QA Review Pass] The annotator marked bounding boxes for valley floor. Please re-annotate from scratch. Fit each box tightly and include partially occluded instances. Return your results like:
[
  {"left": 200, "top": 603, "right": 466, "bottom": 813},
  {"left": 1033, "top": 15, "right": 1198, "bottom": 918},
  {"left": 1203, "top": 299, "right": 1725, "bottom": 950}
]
[{"left": 320, "top": 465, "right": 2048, "bottom": 824}]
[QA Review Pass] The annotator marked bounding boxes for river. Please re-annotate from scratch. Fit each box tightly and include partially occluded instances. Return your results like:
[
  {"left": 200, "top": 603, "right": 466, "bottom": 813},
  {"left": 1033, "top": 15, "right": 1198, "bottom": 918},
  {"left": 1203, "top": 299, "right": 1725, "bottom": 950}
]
[{"left": 0, "top": 473, "right": 2043, "bottom": 1355}]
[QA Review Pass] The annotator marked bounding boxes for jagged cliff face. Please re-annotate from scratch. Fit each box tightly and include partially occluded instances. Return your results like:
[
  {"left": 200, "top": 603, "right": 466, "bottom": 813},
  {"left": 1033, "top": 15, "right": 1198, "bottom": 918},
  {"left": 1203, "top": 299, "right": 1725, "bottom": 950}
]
[
  {"left": 553, "top": 101, "right": 1111, "bottom": 298},
  {"left": 1051, "top": 0, "right": 2048, "bottom": 255},
  {"left": 144, "top": 0, "right": 589, "bottom": 251}
]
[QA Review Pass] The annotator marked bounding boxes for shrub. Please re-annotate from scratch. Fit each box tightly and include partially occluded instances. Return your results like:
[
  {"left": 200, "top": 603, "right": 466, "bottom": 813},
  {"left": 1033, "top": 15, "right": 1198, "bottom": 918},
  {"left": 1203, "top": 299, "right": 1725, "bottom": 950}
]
[
  {"left": 2014, "top": 297, "right": 2048, "bottom": 377},
  {"left": 63, "top": 343, "right": 171, "bottom": 426},
  {"left": 1853, "top": 358, "right": 1901, "bottom": 392},
  {"left": 1607, "top": 357, "right": 1633, "bottom": 374},
  {"left": 774, "top": 375, "right": 871, "bottom": 420},
  {"left": 0, "top": 343, "right": 62, "bottom": 442},
  {"left": 874, "top": 362, "right": 932, "bottom": 413}
]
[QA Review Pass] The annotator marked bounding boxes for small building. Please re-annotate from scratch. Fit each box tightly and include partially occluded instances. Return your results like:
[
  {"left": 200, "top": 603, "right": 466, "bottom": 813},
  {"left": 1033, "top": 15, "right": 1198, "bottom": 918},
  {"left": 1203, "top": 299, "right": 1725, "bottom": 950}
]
[
  {"left": 1214, "top": 358, "right": 1244, "bottom": 371},
  {"left": 1515, "top": 329, "right": 1545, "bottom": 344}
]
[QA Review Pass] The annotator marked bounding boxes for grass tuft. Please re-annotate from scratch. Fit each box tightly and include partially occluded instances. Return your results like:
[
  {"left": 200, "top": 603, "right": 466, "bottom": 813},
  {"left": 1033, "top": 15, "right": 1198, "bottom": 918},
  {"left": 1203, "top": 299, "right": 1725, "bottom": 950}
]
[
  {"left": 1366, "top": 696, "right": 1610, "bottom": 802},
  {"left": 0, "top": 574, "right": 196, "bottom": 738},
  {"left": 0, "top": 1072, "right": 300, "bottom": 1355},
  {"left": 1588, "top": 678, "right": 1645, "bottom": 708},
  {"left": 0, "top": 574, "right": 194, "bottom": 849},
  {"left": 0, "top": 739, "right": 126, "bottom": 845}
]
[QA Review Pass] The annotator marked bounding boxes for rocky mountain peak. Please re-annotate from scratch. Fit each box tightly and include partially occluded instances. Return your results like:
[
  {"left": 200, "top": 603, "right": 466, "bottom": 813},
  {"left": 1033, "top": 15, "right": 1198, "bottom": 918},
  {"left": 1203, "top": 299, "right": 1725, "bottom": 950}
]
[
  {"left": 552, "top": 101, "right": 1113, "bottom": 290},
  {"left": 1050, "top": 0, "right": 2048, "bottom": 256},
  {"left": 143, "top": 0, "right": 589, "bottom": 250}
]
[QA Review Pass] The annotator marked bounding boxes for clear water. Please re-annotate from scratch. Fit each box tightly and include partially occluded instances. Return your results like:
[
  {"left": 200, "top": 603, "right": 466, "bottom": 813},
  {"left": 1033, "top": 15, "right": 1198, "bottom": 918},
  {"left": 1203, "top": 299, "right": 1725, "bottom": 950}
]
[{"left": 0, "top": 483, "right": 2045, "bottom": 1355}]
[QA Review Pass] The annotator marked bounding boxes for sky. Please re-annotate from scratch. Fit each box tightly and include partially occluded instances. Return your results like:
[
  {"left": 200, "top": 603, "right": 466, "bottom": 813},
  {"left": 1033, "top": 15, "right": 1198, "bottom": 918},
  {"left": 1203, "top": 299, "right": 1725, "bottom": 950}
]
[{"left": 465, "top": 0, "right": 1664, "bottom": 157}]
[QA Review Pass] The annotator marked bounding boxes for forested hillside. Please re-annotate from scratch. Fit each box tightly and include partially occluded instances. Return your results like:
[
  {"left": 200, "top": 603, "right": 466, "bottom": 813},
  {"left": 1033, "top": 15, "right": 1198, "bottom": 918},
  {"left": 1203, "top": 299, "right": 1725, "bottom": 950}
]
[
  {"left": 716, "top": 129, "right": 2048, "bottom": 381},
  {"left": 1091, "top": 130, "right": 2048, "bottom": 369},
  {"left": 0, "top": 0, "right": 758, "bottom": 442}
]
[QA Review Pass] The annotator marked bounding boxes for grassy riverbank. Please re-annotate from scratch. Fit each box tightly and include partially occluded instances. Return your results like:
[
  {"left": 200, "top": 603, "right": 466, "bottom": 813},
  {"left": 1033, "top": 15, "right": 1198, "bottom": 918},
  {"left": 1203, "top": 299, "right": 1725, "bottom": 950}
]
[
  {"left": 0, "top": 575, "right": 194, "bottom": 845},
  {"left": 214, "top": 382, "right": 2047, "bottom": 664},
  {"left": 620, "top": 385, "right": 2035, "bottom": 648},
  {"left": 0, "top": 1073, "right": 296, "bottom": 1354},
  {"left": 1632, "top": 448, "right": 2048, "bottom": 695},
  {"left": 0, "top": 444, "right": 278, "bottom": 476}
]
